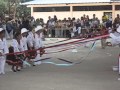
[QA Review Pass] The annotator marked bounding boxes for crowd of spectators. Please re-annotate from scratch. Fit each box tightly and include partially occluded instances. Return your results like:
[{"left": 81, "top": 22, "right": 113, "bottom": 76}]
[{"left": 0, "top": 13, "right": 119, "bottom": 39}]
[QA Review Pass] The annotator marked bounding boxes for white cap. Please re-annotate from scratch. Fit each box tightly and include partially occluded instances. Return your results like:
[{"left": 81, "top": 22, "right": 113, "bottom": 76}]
[
  {"left": 21, "top": 28, "right": 28, "bottom": 34},
  {"left": 0, "top": 28, "right": 3, "bottom": 32},
  {"left": 35, "top": 25, "right": 43, "bottom": 32},
  {"left": 117, "top": 26, "right": 120, "bottom": 33}
]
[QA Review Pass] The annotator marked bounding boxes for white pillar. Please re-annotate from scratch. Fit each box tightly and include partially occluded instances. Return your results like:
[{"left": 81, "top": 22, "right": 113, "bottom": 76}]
[
  {"left": 31, "top": 6, "right": 34, "bottom": 17},
  {"left": 70, "top": 5, "right": 73, "bottom": 18},
  {"left": 112, "top": 4, "right": 115, "bottom": 23}
]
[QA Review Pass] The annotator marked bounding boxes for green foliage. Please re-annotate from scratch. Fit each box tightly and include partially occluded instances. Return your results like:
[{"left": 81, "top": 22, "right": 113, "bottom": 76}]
[
  {"left": 0, "top": 0, "right": 7, "bottom": 16},
  {"left": 0, "top": 0, "right": 33, "bottom": 18}
]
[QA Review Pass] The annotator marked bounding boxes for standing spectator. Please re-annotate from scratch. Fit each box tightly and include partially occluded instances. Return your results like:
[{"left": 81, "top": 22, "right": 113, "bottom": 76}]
[
  {"left": 102, "top": 14, "right": 108, "bottom": 23},
  {"left": 54, "top": 15, "right": 57, "bottom": 22},
  {"left": 47, "top": 16, "right": 52, "bottom": 37},
  {"left": 92, "top": 14, "right": 96, "bottom": 21},
  {"left": 114, "top": 14, "right": 120, "bottom": 28},
  {"left": 22, "top": 18, "right": 30, "bottom": 30},
  {"left": 39, "top": 18, "right": 44, "bottom": 26},
  {"left": 47, "top": 18, "right": 55, "bottom": 37},
  {"left": 106, "top": 19, "right": 112, "bottom": 29},
  {"left": 6, "top": 21, "right": 14, "bottom": 39},
  {"left": 76, "top": 19, "right": 81, "bottom": 35}
]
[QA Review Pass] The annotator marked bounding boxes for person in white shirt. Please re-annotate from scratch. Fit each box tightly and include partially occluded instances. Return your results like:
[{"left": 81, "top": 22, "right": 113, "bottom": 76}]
[
  {"left": 27, "top": 30, "right": 34, "bottom": 49},
  {"left": 12, "top": 33, "right": 24, "bottom": 53},
  {"left": 0, "top": 28, "right": 9, "bottom": 75},
  {"left": 33, "top": 25, "right": 45, "bottom": 65},
  {"left": 12, "top": 28, "right": 31, "bottom": 68},
  {"left": 21, "top": 28, "right": 29, "bottom": 51},
  {"left": 109, "top": 26, "right": 120, "bottom": 46},
  {"left": 21, "top": 28, "right": 31, "bottom": 67},
  {"left": 27, "top": 29, "right": 37, "bottom": 61},
  {"left": 8, "top": 32, "right": 23, "bottom": 72}
]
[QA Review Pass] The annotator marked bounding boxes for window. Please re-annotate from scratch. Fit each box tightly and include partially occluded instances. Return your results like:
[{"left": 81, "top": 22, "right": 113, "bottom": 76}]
[
  {"left": 115, "top": 5, "right": 120, "bottom": 10},
  {"left": 73, "top": 5, "right": 112, "bottom": 11},
  {"left": 33, "top": 6, "right": 70, "bottom": 12}
]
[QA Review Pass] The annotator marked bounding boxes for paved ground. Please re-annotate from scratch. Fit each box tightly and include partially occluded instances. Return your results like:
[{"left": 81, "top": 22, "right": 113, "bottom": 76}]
[{"left": 0, "top": 39, "right": 120, "bottom": 90}]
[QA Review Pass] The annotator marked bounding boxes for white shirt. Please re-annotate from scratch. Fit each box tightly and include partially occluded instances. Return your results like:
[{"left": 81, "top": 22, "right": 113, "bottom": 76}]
[
  {"left": 0, "top": 38, "right": 8, "bottom": 55},
  {"left": 12, "top": 39, "right": 24, "bottom": 52},
  {"left": 33, "top": 33, "right": 43, "bottom": 50},
  {"left": 110, "top": 32, "right": 120, "bottom": 46},
  {"left": 21, "top": 36, "right": 28, "bottom": 51},
  {"left": 27, "top": 32, "right": 34, "bottom": 48}
]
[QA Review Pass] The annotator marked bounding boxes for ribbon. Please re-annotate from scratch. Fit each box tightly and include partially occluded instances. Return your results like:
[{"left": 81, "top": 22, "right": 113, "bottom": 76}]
[
  {"left": 45, "top": 34, "right": 109, "bottom": 49},
  {"left": 42, "top": 41, "right": 97, "bottom": 66},
  {"left": 5, "top": 34, "right": 108, "bottom": 56},
  {"left": 42, "top": 61, "right": 73, "bottom": 66}
]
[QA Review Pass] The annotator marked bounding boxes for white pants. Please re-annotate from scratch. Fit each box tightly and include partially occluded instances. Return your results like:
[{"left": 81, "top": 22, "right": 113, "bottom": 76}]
[
  {"left": 0, "top": 57, "right": 6, "bottom": 74},
  {"left": 55, "top": 30, "right": 59, "bottom": 37},
  {"left": 9, "top": 30, "right": 13, "bottom": 39},
  {"left": 73, "top": 27, "right": 76, "bottom": 32},
  {"left": 5, "top": 30, "right": 10, "bottom": 39},
  {"left": 34, "top": 53, "right": 41, "bottom": 65},
  {"left": 71, "top": 32, "right": 75, "bottom": 37},
  {"left": 78, "top": 27, "right": 81, "bottom": 34},
  {"left": 111, "top": 39, "right": 120, "bottom": 46}
]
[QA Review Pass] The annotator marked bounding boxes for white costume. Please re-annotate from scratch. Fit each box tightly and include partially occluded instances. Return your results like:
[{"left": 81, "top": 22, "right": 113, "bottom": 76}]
[
  {"left": 33, "top": 26, "right": 44, "bottom": 65},
  {"left": 110, "top": 26, "right": 120, "bottom": 46},
  {"left": 21, "top": 37, "right": 28, "bottom": 51},
  {"left": 0, "top": 29, "right": 8, "bottom": 74},
  {"left": 110, "top": 33, "right": 120, "bottom": 46},
  {"left": 12, "top": 39, "right": 24, "bottom": 52},
  {"left": 21, "top": 28, "right": 29, "bottom": 51},
  {"left": 34, "top": 33, "right": 43, "bottom": 49},
  {"left": 12, "top": 39, "right": 31, "bottom": 67},
  {"left": 78, "top": 27, "right": 82, "bottom": 34},
  {"left": 27, "top": 31, "right": 34, "bottom": 48},
  {"left": 11, "top": 29, "right": 28, "bottom": 52},
  {"left": 12, "top": 28, "right": 31, "bottom": 67}
]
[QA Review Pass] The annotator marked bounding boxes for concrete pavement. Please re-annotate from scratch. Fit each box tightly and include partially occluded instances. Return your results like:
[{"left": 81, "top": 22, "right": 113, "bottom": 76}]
[{"left": 0, "top": 40, "right": 120, "bottom": 90}]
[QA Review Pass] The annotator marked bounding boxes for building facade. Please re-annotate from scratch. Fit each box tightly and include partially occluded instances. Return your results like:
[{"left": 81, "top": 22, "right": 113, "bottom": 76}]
[{"left": 22, "top": 0, "right": 120, "bottom": 22}]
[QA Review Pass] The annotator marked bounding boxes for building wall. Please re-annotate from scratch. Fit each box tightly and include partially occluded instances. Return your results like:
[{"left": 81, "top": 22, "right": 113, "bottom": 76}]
[
  {"left": 29, "top": 3, "right": 120, "bottom": 23},
  {"left": 32, "top": 12, "right": 71, "bottom": 23},
  {"left": 32, "top": 11, "right": 112, "bottom": 23},
  {"left": 115, "top": 11, "right": 120, "bottom": 17}
]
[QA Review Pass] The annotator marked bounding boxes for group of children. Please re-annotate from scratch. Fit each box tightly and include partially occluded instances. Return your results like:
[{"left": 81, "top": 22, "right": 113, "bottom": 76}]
[
  {"left": 0, "top": 25, "right": 45, "bottom": 74},
  {"left": 0, "top": 22, "right": 120, "bottom": 75}
]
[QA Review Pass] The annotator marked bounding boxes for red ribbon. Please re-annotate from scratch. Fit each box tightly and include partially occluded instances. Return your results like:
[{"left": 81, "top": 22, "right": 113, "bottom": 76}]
[{"left": 5, "top": 34, "right": 109, "bottom": 56}]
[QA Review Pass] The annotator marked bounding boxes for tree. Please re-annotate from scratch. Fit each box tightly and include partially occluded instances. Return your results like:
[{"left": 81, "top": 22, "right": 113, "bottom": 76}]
[
  {"left": 0, "top": 0, "right": 33, "bottom": 19},
  {"left": 12, "top": 0, "right": 33, "bottom": 18},
  {"left": 0, "top": 0, "right": 7, "bottom": 17}
]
